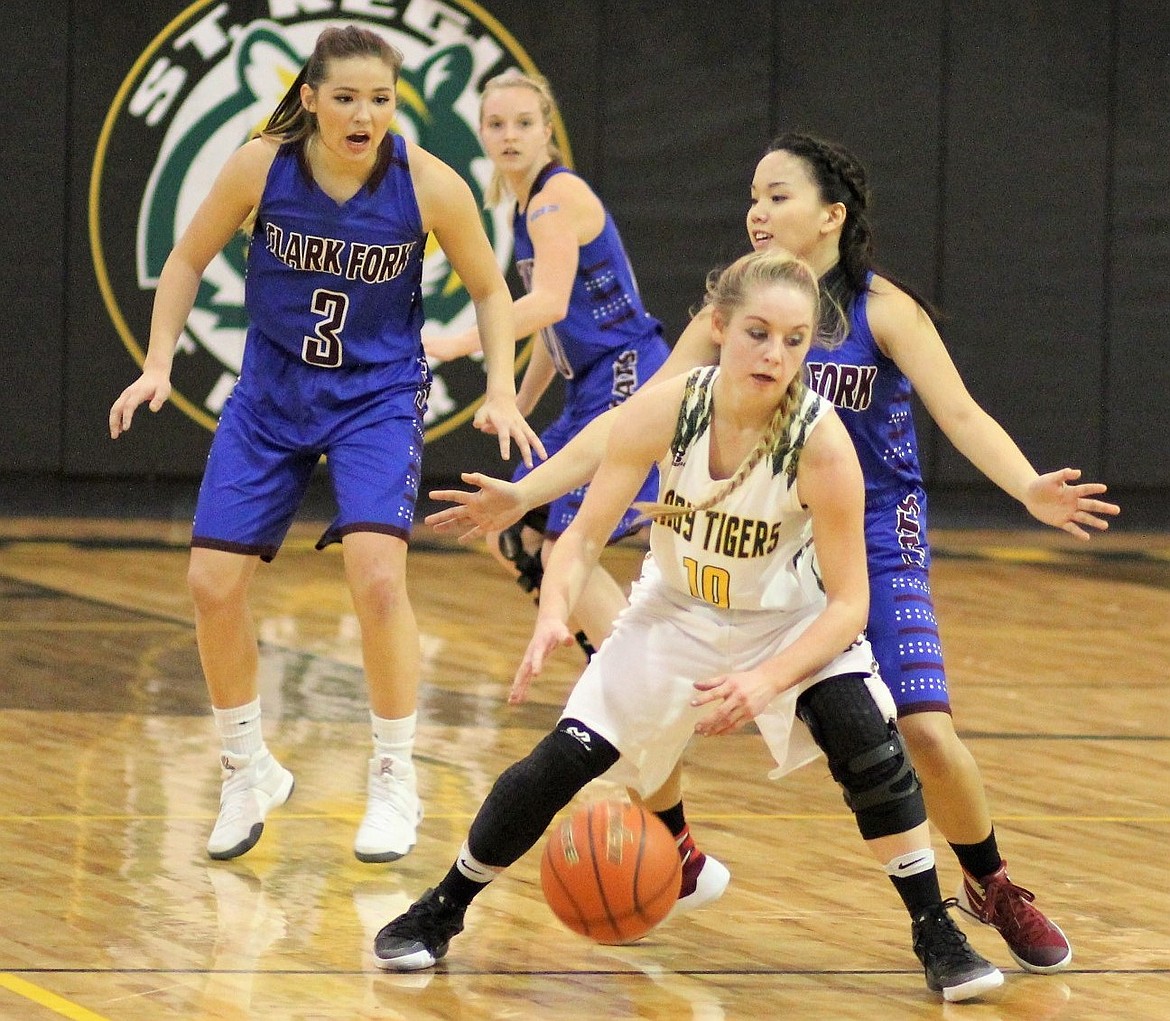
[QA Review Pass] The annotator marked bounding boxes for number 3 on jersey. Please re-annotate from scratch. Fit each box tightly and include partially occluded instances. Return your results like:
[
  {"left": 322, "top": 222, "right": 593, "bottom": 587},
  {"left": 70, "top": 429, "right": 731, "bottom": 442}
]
[
  {"left": 302, "top": 289, "right": 348, "bottom": 368},
  {"left": 683, "top": 556, "right": 731, "bottom": 609}
]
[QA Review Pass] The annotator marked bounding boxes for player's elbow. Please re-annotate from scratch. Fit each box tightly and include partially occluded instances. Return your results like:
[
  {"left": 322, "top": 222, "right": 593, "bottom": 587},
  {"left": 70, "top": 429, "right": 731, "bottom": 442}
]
[{"left": 531, "top": 290, "right": 570, "bottom": 327}]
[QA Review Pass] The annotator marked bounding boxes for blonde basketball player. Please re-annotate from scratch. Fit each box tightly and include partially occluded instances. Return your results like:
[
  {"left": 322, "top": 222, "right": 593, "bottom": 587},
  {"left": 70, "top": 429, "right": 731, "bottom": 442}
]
[{"left": 373, "top": 248, "right": 1003, "bottom": 1003}]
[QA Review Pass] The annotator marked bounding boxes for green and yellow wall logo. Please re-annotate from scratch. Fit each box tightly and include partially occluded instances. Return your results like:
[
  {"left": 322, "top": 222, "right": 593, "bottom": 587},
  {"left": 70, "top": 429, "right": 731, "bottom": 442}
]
[{"left": 91, "top": 0, "right": 570, "bottom": 439}]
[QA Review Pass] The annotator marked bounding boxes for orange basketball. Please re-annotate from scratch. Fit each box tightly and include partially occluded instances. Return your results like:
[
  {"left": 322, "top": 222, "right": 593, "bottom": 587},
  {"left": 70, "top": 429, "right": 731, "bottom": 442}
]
[{"left": 540, "top": 799, "right": 682, "bottom": 945}]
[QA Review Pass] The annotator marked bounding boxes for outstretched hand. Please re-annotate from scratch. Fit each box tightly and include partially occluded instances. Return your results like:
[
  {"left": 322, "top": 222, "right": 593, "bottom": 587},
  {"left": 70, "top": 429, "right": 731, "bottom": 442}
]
[
  {"left": 690, "top": 667, "right": 778, "bottom": 737},
  {"left": 474, "top": 393, "right": 547, "bottom": 468},
  {"left": 425, "top": 472, "right": 526, "bottom": 542},
  {"left": 109, "top": 370, "right": 172, "bottom": 439},
  {"left": 1024, "top": 468, "right": 1121, "bottom": 540},
  {"left": 511, "top": 616, "right": 574, "bottom": 705}
]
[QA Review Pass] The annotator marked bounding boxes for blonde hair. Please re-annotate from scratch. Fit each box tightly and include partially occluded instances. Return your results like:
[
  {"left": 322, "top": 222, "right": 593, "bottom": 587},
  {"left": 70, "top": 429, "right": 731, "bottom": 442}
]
[
  {"left": 637, "top": 249, "right": 822, "bottom": 523},
  {"left": 479, "top": 69, "right": 564, "bottom": 206}
]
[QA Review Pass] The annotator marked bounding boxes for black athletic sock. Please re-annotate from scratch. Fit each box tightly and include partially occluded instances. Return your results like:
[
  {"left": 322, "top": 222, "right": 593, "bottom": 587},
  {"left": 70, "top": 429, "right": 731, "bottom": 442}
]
[
  {"left": 949, "top": 829, "right": 1002, "bottom": 882},
  {"left": 654, "top": 801, "right": 687, "bottom": 838},
  {"left": 890, "top": 867, "right": 944, "bottom": 918},
  {"left": 435, "top": 863, "right": 483, "bottom": 908}
]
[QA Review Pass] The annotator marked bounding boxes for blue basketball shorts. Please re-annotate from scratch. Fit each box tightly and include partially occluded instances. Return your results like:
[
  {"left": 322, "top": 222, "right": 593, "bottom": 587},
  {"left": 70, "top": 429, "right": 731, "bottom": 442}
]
[
  {"left": 192, "top": 377, "right": 427, "bottom": 561},
  {"left": 863, "top": 487, "right": 950, "bottom": 716}
]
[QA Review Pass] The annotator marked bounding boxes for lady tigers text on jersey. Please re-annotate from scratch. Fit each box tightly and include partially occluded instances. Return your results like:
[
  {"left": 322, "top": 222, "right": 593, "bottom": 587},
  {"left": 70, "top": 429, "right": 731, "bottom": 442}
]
[{"left": 655, "top": 491, "right": 785, "bottom": 558}]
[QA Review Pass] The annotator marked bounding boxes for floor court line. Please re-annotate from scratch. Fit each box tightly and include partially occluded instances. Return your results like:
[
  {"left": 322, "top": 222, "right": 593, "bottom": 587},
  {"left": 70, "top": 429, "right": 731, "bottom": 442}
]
[{"left": 0, "top": 974, "right": 113, "bottom": 1021}]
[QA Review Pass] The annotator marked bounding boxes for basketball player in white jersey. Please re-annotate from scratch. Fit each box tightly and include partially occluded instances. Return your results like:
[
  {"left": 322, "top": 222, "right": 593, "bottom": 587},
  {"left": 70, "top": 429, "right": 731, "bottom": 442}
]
[{"left": 373, "top": 248, "right": 1002, "bottom": 1003}]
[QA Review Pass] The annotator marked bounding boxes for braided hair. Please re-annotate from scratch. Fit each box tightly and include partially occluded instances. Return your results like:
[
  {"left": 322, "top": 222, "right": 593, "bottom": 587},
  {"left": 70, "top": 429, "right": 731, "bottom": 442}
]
[
  {"left": 765, "top": 132, "right": 938, "bottom": 325},
  {"left": 636, "top": 249, "right": 819, "bottom": 524}
]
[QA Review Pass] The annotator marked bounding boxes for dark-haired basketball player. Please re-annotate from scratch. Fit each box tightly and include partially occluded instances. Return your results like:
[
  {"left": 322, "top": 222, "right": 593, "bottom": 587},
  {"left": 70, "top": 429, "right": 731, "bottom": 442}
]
[
  {"left": 109, "top": 25, "right": 542, "bottom": 867},
  {"left": 424, "top": 132, "right": 1120, "bottom": 976}
]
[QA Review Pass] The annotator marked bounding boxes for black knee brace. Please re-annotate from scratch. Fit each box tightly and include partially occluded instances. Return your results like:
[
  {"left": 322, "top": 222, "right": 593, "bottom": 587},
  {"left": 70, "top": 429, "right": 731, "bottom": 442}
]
[
  {"left": 796, "top": 674, "right": 926, "bottom": 840},
  {"left": 468, "top": 719, "right": 619, "bottom": 866},
  {"left": 499, "top": 510, "right": 594, "bottom": 661},
  {"left": 498, "top": 507, "right": 551, "bottom": 596}
]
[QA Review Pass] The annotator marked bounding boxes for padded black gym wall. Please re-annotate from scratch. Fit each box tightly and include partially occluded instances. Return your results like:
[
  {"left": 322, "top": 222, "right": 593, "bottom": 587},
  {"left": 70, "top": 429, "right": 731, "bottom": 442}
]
[
  {"left": 1, "top": 0, "right": 1166, "bottom": 510},
  {"left": 3, "top": 3, "right": 69, "bottom": 473}
]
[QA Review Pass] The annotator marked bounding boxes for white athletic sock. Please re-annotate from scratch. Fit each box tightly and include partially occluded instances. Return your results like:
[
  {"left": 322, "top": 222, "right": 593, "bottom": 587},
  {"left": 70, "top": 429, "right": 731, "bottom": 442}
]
[
  {"left": 370, "top": 710, "right": 416, "bottom": 764},
  {"left": 212, "top": 698, "right": 264, "bottom": 757},
  {"left": 883, "top": 848, "right": 936, "bottom": 878},
  {"left": 454, "top": 840, "right": 503, "bottom": 885}
]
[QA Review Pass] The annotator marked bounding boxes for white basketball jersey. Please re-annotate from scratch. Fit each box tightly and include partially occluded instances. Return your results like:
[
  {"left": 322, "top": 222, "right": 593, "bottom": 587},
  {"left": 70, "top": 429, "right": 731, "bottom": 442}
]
[{"left": 648, "top": 366, "right": 832, "bottom": 612}]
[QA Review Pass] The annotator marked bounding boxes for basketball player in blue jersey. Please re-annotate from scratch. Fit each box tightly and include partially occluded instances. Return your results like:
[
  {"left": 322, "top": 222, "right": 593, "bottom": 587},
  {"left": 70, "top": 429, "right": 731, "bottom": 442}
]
[
  {"left": 423, "top": 133, "right": 1120, "bottom": 977},
  {"left": 425, "top": 71, "right": 729, "bottom": 910},
  {"left": 376, "top": 249, "right": 1004, "bottom": 1002},
  {"left": 424, "top": 70, "right": 669, "bottom": 645},
  {"left": 109, "top": 26, "right": 542, "bottom": 867}
]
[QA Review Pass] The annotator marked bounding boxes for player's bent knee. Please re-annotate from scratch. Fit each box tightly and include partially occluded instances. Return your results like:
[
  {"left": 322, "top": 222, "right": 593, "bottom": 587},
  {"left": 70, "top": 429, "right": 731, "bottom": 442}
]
[
  {"left": 798, "top": 673, "right": 926, "bottom": 839},
  {"left": 468, "top": 720, "right": 619, "bottom": 865},
  {"left": 838, "top": 726, "right": 926, "bottom": 839}
]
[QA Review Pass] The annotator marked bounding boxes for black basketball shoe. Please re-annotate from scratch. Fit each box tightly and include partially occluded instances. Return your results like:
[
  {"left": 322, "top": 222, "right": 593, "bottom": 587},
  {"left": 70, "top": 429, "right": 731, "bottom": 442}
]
[
  {"left": 911, "top": 899, "right": 1003, "bottom": 1002},
  {"left": 373, "top": 888, "right": 466, "bottom": 972}
]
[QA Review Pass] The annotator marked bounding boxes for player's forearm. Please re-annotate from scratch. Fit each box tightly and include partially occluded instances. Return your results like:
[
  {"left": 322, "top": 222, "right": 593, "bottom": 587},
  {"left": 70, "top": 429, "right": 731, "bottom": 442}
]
[
  {"left": 510, "top": 409, "right": 615, "bottom": 509},
  {"left": 762, "top": 596, "right": 868, "bottom": 695},
  {"left": 143, "top": 258, "right": 203, "bottom": 374},
  {"left": 515, "top": 340, "right": 557, "bottom": 416},
  {"left": 538, "top": 527, "right": 601, "bottom": 624},
  {"left": 437, "top": 328, "right": 483, "bottom": 359},
  {"left": 474, "top": 287, "right": 521, "bottom": 398},
  {"left": 945, "top": 407, "right": 1039, "bottom": 506}
]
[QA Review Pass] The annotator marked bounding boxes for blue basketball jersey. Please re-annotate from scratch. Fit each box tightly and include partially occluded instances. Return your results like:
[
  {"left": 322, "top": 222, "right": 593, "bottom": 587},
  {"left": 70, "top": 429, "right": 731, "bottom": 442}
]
[
  {"left": 241, "top": 133, "right": 428, "bottom": 404},
  {"left": 508, "top": 163, "right": 668, "bottom": 542},
  {"left": 511, "top": 163, "right": 665, "bottom": 380},
  {"left": 805, "top": 273, "right": 943, "bottom": 715},
  {"left": 192, "top": 133, "right": 432, "bottom": 560},
  {"left": 804, "top": 274, "right": 924, "bottom": 511}
]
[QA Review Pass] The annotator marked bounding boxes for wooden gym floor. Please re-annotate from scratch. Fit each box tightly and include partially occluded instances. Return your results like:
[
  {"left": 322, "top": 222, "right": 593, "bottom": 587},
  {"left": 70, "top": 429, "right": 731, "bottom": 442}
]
[{"left": 0, "top": 493, "right": 1167, "bottom": 1020}]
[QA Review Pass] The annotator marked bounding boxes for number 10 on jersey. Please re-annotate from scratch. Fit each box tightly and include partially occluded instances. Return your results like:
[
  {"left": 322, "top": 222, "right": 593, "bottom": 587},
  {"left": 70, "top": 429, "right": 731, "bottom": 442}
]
[{"left": 682, "top": 556, "right": 731, "bottom": 609}]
